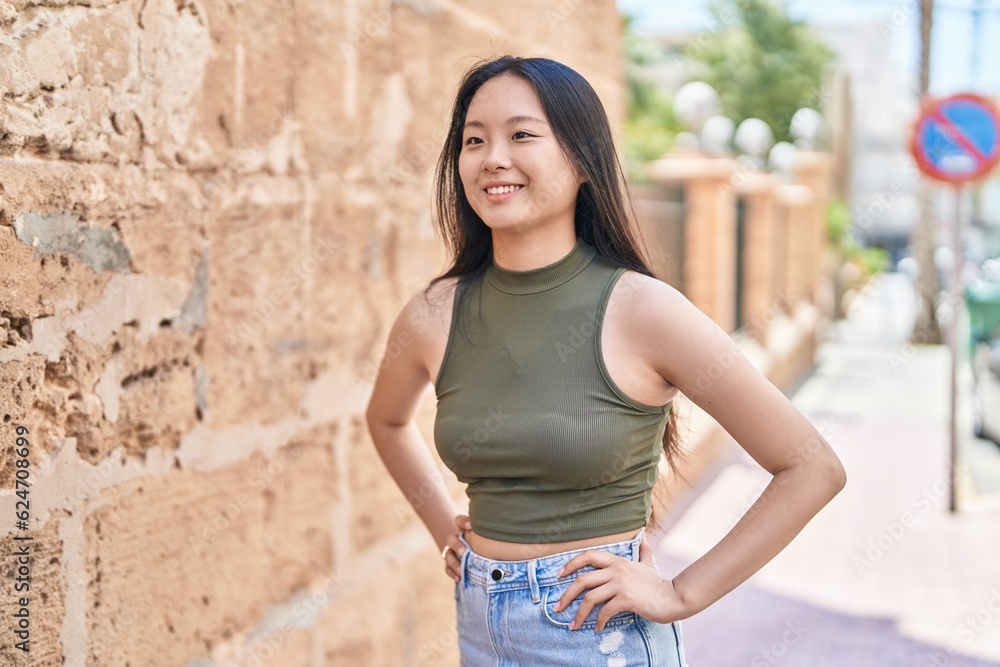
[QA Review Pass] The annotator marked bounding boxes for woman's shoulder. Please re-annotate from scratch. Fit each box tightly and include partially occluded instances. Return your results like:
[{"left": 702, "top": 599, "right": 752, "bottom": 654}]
[
  {"left": 610, "top": 267, "right": 681, "bottom": 304},
  {"left": 605, "top": 267, "right": 691, "bottom": 337},
  {"left": 394, "top": 275, "right": 463, "bottom": 345}
]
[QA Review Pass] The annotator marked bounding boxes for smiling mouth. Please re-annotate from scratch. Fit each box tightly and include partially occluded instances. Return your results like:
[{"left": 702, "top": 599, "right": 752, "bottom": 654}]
[{"left": 484, "top": 185, "right": 524, "bottom": 195}]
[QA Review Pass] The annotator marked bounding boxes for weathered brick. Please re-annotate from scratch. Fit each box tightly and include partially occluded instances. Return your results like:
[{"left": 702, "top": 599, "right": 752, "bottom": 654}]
[
  {"left": 34, "top": 332, "right": 107, "bottom": 462},
  {"left": 0, "top": 216, "right": 113, "bottom": 331},
  {"left": 0, "top": 511, "right": 67, "bottom": 666},
  {"left": 111, "top": 325, "right": 200, "bottom": 450},
  {"left": 349, "top": 415, "right": 416, "bottom": 553},
  {"left": 295, "top": 0, "right": 388, "bottom": 177},
  {"left": 317, "top": 555, "right": 409, "bottom": 666},
  {"left": 28, "top": 326, "right": 200, "bottom": 463},
  {"left": 235, "top": 0, "right": 296, "bottom": 152},
  {"left": 85, "top": 457, "right": 272, "bottom": 664},
  {"left": 0, "top": 357, "right": 46, "bottom": 488},
  {"left": 113, "top": 170, "right": 208, "bottom": 283},
  {"left": 262, "top": 426, "right": 338, "bottom": 602},
  {"left": 203, "top": 180, "right": 313, "bottom": 429},
  {"left": 305, "top": 180, "right": 384, "bottom": 377}
]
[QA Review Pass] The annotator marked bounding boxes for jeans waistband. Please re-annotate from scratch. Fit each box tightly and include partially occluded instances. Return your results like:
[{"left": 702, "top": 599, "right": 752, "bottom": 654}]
[{"left": 455, "top": 527, "right": 645, "bottom": 600}]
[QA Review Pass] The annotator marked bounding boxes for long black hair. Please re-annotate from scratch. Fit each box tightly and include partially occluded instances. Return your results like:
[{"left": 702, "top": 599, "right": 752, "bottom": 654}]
[{"left": 425, "top": 55, "right": 688, "bottom": 532}]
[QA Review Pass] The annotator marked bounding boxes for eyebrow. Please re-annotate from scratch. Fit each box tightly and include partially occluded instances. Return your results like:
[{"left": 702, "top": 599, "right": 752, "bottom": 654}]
[{"left": 463, "top": 115, "right": 547, "bottom": 130}]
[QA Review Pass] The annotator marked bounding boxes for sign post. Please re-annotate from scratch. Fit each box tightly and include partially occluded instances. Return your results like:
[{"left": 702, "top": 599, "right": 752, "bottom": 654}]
[{"left": 910, "top": 92, "right": 1000, "bottom": 513}]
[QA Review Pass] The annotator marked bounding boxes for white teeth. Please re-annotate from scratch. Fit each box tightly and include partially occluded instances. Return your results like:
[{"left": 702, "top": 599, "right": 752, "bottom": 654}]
[{"left": 486, "top": 185, "right": 522, "bottom": 195}]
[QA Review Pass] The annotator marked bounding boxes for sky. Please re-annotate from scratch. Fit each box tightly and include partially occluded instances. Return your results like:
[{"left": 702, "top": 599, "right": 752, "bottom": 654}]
[{"left": 617, "top": 0, "right": 1000, "bottom": 96}]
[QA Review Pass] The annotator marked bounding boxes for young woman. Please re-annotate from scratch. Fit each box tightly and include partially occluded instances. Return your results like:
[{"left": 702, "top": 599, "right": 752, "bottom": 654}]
[{"left": 365, "top": 55, "right": 847, "bottom": 666}]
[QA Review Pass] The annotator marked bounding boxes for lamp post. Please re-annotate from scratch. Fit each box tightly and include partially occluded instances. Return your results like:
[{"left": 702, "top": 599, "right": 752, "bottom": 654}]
[
  {"left": 673, "top": 81, "right": 722, "bottom": 151},
  {"left": 734, "top": 118, "right": 774, "bottom": 172},
  {"left": 790, "top": 107, "right": 824, "bottom": 150},
  {"left": 701, "top": 115, "right": 736, "bottom": 156},
  {"left": 768, "top": 141, "right": 798, "bottom": 177}
]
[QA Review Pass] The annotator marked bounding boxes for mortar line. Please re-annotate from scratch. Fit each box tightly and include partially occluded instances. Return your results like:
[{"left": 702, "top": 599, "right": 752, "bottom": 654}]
[{"left": 57, "top": 512, "right": 87, "bottom": 667}]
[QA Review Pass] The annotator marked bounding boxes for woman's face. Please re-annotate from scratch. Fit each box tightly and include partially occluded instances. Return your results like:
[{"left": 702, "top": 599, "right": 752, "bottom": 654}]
[{"left": 458, "top": 74, "right": 586, "bottom": 235}]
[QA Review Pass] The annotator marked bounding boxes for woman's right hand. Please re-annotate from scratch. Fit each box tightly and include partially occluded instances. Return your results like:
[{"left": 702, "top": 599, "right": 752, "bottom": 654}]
[{"left": 443, "top": 514, "right": 472, "bottom": 582}]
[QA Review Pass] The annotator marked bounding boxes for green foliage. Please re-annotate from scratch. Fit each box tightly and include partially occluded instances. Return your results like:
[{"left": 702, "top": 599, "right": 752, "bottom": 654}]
[
  {"left": 826, "top": 197, "right": 889, "bottom": 278},
  {"left": 826, "top": 197, "right": 850, "bottom": 246},
  {"left": 622, "top": 12, "right": 684, "bottom": 181},
  {"left": 624, "top": 94, "right": 679, "bottom": 181},
  {"left": 683, "top": 0, "right": 834, "bottom": 144},
  {"left": 856, "top": 246, "right": 891, "bottom": 275}
]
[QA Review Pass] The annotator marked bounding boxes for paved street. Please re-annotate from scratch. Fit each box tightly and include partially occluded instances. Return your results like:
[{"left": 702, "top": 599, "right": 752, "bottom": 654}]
[{"left": 651, "top": 272, "right": 1000, "bottom": 667}]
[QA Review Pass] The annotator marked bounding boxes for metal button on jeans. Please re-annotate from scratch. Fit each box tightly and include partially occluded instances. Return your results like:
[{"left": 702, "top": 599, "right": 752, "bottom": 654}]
[{"left": 491, "top": 568, "right": 504, "bottom": 581}]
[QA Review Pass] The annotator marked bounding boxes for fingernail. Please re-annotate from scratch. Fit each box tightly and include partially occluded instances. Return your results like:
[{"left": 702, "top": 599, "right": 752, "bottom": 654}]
[{"left": 568, "top": 620, "right": 575, "bottom": 630}]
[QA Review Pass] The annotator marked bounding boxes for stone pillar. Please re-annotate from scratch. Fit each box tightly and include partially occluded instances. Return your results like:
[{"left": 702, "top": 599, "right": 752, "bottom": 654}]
[
  {"left": 737, "top": 173, "right": 780, "bottom": 342},
  {"left": 774, "top": 183, "right": 814, "bottom": 307},
  {"left": 791, "top": 151, "right": 835, "bottom": 304},
  {"left": 647, "top": 156, "right": 738, "bottom": 333}
]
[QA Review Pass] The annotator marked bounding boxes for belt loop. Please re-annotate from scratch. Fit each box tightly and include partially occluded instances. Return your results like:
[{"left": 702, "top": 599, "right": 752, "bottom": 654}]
[
  {"left": 458, "top": 530, "right": 470, "bottom": 587},
  {"left": 528, "top": 558, "right": 540, "bottom": 603},
  {"left": 632, "top": 526, "right": 646, "bottom": 562}
]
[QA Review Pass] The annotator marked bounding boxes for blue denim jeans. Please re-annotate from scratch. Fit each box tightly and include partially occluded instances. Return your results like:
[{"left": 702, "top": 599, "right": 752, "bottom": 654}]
[{"left": 454, "top": 527, "right": 688, "bottom": 666}]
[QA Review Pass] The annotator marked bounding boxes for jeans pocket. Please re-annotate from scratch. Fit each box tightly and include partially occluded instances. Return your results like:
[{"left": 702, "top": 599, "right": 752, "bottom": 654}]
[{"left": 539, "top": 581, "right": 638, "bottom": 631}]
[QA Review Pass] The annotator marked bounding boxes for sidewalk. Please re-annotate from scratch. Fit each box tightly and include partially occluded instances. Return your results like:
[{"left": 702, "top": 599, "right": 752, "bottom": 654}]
[{"left": 651, "top": 272, "right": 1000, "bottom": 667}]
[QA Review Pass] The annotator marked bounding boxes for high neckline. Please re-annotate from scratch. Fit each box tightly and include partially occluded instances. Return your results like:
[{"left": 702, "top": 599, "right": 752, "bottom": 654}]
[{"left": 486, "top": 237, "right": 597, "bottom": 295}]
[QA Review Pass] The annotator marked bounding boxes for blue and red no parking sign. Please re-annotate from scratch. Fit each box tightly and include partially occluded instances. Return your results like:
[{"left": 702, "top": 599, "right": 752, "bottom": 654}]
[{"left": 911, "top": 93, "right": 1000, "bottom": 184}]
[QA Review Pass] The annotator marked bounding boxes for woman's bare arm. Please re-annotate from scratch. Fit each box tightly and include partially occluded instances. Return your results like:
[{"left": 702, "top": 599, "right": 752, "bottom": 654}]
[
  {"left": 625, "top": 274, "right": 848, "bottom": 618},
  {"left": 364, "top": 281, "right": 462, "bottom": 552}
]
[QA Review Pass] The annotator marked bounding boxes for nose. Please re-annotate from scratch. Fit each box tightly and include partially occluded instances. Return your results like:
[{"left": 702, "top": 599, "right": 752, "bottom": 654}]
[{"left": 483, "top": 142, "right": 511, "bottom": 172}]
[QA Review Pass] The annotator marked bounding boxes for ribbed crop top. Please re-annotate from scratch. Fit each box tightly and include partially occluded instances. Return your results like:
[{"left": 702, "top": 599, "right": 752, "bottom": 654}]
[{"left": 433, "top": 236, "right": 672, "bottom": 543}]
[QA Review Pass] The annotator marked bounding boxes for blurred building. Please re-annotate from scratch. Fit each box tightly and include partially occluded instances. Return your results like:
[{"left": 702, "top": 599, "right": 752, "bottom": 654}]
[{"left": 814, "top": 21, "right": 922, "bottom": 267}]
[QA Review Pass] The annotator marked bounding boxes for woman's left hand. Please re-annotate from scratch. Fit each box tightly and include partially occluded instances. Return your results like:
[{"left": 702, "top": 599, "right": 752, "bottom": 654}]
[{"left": 553, "top": 533, "right": 687, "bottom": 632}]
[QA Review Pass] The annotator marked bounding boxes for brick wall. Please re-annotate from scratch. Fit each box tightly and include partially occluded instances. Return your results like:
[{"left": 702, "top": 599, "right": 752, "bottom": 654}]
[{"left": 0, "top": 1, "right": 625, "bottom": 664}]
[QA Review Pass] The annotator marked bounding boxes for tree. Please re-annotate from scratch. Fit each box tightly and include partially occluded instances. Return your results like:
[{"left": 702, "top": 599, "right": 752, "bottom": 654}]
[
  {"left": 911, "top": 0, "right": 942, "bottom": 344},
  {"left": 682, "top": 0, "right": 834, "bottom": 144},
  {"left": 622, "top": 12, "right": 684, "bottom": 181}
]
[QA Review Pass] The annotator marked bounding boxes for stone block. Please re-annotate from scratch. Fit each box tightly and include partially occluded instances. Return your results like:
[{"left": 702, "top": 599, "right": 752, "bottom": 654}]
[
  {"left": 84, "top": 457, "right": 271, "bottom": 664},
  {"left": 0, "top": 511, "right": 66, "bottom": 666},
  {"left": 111, "top": 328, "right": 200, "bottom": 458},
  {"left": 29, "top": 326, "right": 200, "bottom": 463},
  {"left": 203, "top": 179, "right": 314, "bottom": 428},
  {"left": 293, "top": 0, "right": 362, "bottom": 176},
  {"left": 234, "top": 0, "right": 296, "bottom": 149},
  {"left": 317, "top": 553, "right": 408, "bottom": 666},
  {"left": 349, "top": 415, "right": 417, "bottom": 554},
  {"left": 0, "top": 218, "right": 113, "bottom": 334},
  {"left": 0, "top": 356, "right": 46, "bottom": 487},
  {"left": 305, "top": 180, "right": 384, "bottom": 378},
  {"left": 262, "top": 426, "right": 338, "bottom": 603}
]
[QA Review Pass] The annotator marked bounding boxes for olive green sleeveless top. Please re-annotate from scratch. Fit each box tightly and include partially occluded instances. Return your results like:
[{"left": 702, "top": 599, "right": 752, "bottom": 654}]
[{"left": 433, "top": 236, "right": 671, "bottom": 543}]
